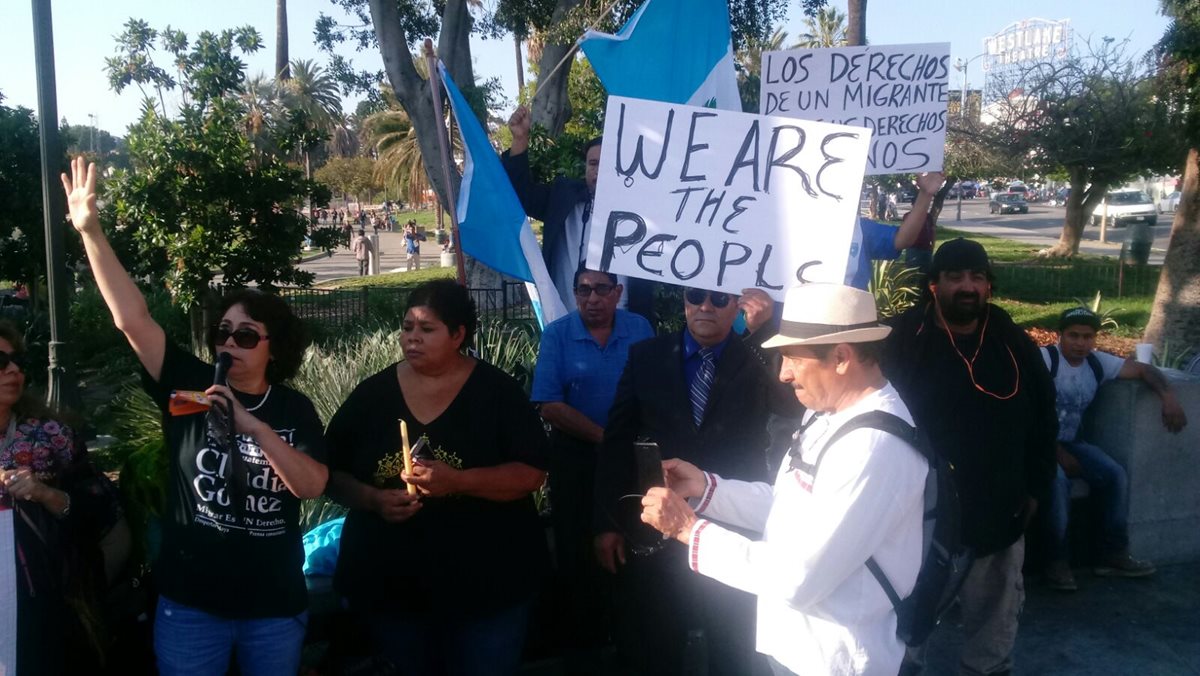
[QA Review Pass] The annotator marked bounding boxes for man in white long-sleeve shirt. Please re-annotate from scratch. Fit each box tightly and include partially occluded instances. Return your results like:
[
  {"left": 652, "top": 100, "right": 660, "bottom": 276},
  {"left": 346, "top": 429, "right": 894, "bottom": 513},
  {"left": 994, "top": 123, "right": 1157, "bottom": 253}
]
[{"left": 641, "top": 284, "right": 928, "bottom": 676}]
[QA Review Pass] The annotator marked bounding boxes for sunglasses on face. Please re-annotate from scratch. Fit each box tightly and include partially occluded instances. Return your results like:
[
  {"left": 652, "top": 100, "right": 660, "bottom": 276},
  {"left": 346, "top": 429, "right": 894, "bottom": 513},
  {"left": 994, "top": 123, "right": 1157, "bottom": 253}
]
[
  {"left": 684, "top": 289, "right": 733, "bottom": 308},
  {"left": 574, "top": 283, "right": 616, "bottom": 298},
  {"left": 0, "top": 350, "right": 27, "bottom": 372},
  {"left": 210, "top": 326, "right": 270, "bottom": 350}
]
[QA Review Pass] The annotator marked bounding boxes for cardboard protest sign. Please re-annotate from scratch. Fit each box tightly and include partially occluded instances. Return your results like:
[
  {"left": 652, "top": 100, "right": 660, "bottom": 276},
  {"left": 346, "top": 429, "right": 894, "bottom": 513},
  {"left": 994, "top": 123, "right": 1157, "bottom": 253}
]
[
  {"left": 759, "top": 43, "right": 950, "bottom": 174},
  {"left": 584, "top": 96, "right": 872, "bottom": 300}
]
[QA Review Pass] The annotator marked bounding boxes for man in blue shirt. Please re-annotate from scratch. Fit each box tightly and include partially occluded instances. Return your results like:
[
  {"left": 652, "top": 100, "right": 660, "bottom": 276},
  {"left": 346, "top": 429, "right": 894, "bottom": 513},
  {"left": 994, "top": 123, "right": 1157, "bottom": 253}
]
[
  {"left": 531, "top": 267, "right": 654, "bottom": 663},
  {"left": 846, "top": 172, "right": 945, "bottom": 289}
]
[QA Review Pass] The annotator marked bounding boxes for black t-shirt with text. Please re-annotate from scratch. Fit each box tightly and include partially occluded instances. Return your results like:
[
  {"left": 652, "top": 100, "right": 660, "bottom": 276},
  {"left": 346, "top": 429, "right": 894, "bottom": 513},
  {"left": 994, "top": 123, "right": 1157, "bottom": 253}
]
[
  {"left": 143, "top": 343, "right": 327, "bottom": 618},
  {"left": 326, "top": 360, "right": 550, "bottom": 616}
]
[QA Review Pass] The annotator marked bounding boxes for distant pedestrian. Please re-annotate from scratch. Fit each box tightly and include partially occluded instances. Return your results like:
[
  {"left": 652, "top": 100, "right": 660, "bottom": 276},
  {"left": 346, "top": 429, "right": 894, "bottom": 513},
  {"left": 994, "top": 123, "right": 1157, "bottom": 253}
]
[
  {"left": 404, "top": 221, "right": 425, "bottom": 272},
  {"left": 352, "top": 229, "right": 373, "bottom": 276}
]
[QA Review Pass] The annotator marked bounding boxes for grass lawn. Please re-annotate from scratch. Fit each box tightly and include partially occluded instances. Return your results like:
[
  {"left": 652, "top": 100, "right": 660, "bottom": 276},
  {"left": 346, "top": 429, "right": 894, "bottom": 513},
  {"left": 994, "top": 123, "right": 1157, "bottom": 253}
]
[
  {"left": 316, "top": 266, "right": 453, "bottom": 289},
  {"left": 995, "top": 297, "right": 1153, "bottom": 338},
  {"left": 937, "top": 227, "right": 1116, "bottom": 264}
]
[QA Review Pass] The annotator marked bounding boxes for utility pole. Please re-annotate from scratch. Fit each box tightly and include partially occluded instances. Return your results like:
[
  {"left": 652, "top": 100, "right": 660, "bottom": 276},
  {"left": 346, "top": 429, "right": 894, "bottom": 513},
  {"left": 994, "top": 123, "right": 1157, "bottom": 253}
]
[{"left": 31, "top": 0, "right": 78, "bottom": 413}]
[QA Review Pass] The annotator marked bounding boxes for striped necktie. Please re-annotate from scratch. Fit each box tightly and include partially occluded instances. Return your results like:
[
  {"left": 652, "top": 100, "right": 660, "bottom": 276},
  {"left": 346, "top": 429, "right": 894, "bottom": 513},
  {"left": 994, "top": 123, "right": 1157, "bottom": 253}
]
[{"left": 690, "top": 347, "right": 716, "bottom": 427}]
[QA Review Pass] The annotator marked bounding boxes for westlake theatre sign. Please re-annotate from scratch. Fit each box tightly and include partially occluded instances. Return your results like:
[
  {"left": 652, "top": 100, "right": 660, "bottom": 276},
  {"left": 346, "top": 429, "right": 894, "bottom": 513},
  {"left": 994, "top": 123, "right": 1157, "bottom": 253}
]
[{"left": 984, "top": 18, "right": 1071, "bottom": 68}]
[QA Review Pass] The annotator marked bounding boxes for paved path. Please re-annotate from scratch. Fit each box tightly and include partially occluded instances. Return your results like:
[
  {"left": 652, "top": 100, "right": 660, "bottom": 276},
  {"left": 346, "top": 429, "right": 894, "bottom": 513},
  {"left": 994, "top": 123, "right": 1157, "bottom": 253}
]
[
  {"left": 300, "top": 230, "right": 450, "bottom": 283},
  {"left": 934, "top": 200, "right": 1168, "bottom": 264}
]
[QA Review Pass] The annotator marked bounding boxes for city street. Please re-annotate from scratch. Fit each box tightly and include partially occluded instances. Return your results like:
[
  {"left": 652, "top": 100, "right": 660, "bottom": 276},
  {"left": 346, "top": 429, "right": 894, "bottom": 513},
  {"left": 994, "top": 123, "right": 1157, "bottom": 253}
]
[{"left": 933, "top": 197, "right": 1171, "bottom": 263}]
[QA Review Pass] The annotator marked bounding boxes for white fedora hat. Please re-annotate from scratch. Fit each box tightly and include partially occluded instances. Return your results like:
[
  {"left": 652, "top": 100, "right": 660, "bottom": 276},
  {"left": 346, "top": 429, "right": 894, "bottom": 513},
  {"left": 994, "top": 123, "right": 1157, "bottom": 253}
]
[{"left": 761, "top": 284, "right": 892, "bottom": 349}]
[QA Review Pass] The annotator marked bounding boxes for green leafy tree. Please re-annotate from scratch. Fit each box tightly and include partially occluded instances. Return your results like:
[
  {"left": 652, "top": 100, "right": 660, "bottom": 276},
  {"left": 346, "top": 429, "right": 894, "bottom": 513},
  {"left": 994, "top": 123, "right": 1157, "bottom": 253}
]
[
  {"left": 314, "top": 156, "right": 381, "bottom": 204},
  {"left": 735, "top": 27, "right": 789, "bottom": 113},
  {"left": 0, "top": 96, "right": 61, "bottom": 290},
  {"left": 101, "top": 21, "right": 328, "bottom": 308},
  {"left": 986, "top": 40, "right": 1179, "bottom": 256},
  {"left": 1145, "top": 0, "right": 1200, "bottom": 354}
]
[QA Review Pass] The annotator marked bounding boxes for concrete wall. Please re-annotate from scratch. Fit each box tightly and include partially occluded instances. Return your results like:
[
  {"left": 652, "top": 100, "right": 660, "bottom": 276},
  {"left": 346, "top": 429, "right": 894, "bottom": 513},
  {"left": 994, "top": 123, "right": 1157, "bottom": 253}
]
[{"left": 1081, "top": 375, "right": 1200, "bottom": 564}]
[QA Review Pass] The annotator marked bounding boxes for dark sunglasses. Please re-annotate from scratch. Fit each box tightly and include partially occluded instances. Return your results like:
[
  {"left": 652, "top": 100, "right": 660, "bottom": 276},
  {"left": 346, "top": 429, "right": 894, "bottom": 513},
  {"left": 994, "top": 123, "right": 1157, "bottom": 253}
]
[
  {"left": 684, "top": 288, "right": 733, "bottom": 308},
  {"left": 574, "top": 283, "right": 616, "bottom": 298},
  {"left": 0, "top": 350, "right": 27, "bottom": 372},
  {"left": 210, "top": 326, "right": 270, "bottom": 350}
]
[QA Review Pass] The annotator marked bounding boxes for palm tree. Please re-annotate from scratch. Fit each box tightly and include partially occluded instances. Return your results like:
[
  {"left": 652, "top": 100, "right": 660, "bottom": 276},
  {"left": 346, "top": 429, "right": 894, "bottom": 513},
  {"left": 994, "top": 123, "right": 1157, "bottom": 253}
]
[
  {"left": 365, "top": 110, "right": 433, "bottom": 207},
  {"left": 281, "top": 59, "right": 342, "bottom": 127},
  {"left": 735, "top": 27, "right": 789, "bottom": 112},
  {"left": 796, "top": 7, "right": 849, "bottom": 48},
  {"left": 239, "top": 73, "right": 281, "bottom": 159}
]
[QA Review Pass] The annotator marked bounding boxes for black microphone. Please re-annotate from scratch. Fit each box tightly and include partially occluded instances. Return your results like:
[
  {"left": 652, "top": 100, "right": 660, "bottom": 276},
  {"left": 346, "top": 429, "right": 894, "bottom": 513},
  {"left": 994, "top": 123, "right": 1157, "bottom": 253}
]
[{"left": 214, "top": 351, "right": 233, "bottom": 387}]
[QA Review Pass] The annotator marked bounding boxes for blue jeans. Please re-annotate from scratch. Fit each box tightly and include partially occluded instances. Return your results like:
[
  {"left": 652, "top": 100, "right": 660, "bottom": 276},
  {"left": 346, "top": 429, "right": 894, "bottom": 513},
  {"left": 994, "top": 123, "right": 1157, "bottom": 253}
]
[
  {"left": 365, "top": 600, "right": 532, "bottom": 675},
  {"left": 1048, "top": 440, "right": 1130, "bottom": 560},
  {"left": 154, "top": 596, "right": 307, "bottom": 676}
]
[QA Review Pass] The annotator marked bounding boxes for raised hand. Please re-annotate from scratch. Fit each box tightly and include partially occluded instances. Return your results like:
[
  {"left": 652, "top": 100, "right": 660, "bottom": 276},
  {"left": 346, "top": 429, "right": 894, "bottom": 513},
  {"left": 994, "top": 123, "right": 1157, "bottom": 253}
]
[
  {"left": 60, "top": 156, "right": 100, "bottom": 235},
  {"left": 916, "top": 171, "right": 946, "bottom": 195},
  {"left": 508, "top": 106, "right": 531, "bottom": 155}
]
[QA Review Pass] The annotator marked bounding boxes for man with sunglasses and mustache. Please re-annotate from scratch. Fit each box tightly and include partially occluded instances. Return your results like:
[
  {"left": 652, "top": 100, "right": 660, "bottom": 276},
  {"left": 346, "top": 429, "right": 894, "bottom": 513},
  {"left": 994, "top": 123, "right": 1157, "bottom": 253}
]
[
  {"left": 594, "top": 285, "right": 803, "bottom": 675},
  {"left": 531, "top": 268, "right": 654, "bottom": 668},
  {"left": 881, "top": 239, "right": 1057, "bottom": 676}
]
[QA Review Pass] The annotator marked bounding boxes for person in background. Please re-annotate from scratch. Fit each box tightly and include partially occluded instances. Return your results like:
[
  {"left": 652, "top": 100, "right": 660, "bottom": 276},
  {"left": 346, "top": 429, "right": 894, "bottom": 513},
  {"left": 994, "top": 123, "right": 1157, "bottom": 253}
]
[
  {"left": 325, "top": 280, "right": 550, "bottom": 675},
  {"left": 882, "top": 239, "right": 1057, "bottom": 676},
  {"left": 594, "top": 286, "right": 803, "bottom": 675},
  {"left": 845, "top": 173, "right": 944, "bottom": 290},
  {"left": 1039, "top": 307, "right": 1186, "bottom": 591},
  {"left": 63, "top": 157, "right": 329, "bottom": 676},
  {"left": 501, "top": 106, "right": 655, "bottom": 322},
  {"left": 404, "top": 221, "right": 426, "bottom": 272},
  {"left": 352, "top": 229, "right": 373, "bottom": 276},
  {"left": 531, "top": 268, "right": 654, "bottom": 667},
  {"left": 640, "top": 284, "right": 927, "bottom": 676}
]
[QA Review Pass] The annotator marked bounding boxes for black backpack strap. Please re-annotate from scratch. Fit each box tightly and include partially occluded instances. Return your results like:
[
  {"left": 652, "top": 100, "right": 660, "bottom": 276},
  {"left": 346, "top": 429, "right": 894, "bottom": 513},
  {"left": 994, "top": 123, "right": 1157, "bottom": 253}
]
[
  {"left": 1086, "top": 352, "right": 1104, "bottom": 385},
  {"left": 1046, "top": 345, "right": 1059, "bottom": 378},
  {"left": 865, "top": 556, "right": 904, "bottom": 613},
  {"left": 794, "top": 410, "right": 918, "bottom": 484}
]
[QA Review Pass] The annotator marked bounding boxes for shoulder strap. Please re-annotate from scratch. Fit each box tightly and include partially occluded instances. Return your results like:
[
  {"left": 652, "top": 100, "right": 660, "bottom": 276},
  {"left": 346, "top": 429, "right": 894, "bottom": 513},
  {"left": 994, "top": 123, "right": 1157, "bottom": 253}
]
[
  {"left": 1047, "top": 345, "right": 1060, "bottom": 378},
  {"left": 799, "top": 410, "right": 918, "bottom": 482},
  {"left": 1086, "top": 352, "right": 1104, "bottom": 385}
]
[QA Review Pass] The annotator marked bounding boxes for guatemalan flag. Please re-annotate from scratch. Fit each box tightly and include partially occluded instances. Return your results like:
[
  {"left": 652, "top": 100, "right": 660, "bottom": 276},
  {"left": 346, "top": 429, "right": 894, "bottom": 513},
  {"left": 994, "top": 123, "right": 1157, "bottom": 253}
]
[
  {"left": 438, "top": 62, "right": 567, "bottom": 328},
  {"left": 580, "top": 0, "right": 741, "bottom": 111}
]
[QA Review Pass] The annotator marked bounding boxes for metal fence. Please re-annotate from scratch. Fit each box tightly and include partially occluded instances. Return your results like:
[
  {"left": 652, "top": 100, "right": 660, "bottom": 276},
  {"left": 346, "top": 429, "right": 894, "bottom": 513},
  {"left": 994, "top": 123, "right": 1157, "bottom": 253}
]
[
  {"left": 278, "top": 281, "right": 536, "bottom": 329},
  {"left": 991, "top": 262, "right": 1161, "bottom": 301}
]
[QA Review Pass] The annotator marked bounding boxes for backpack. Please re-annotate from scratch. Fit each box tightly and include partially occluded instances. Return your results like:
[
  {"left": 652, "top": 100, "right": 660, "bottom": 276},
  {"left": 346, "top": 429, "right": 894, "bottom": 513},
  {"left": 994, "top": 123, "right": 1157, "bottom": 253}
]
[
  {"left": 1045, "top": 345, "right": 1103, "bottom": 384},
  {"left": 800, "top": 410, "right": 974, "bottom": 646}
]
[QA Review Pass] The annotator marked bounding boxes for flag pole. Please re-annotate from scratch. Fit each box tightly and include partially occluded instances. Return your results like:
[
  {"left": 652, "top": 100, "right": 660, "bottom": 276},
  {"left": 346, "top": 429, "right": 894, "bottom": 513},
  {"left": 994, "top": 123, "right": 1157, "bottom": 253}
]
[
  {"left": 530, "top": 0, "right": 623, "bottom": 102},
  {"left": 423, "top": 38, "right": 467, "bottom": 286}
]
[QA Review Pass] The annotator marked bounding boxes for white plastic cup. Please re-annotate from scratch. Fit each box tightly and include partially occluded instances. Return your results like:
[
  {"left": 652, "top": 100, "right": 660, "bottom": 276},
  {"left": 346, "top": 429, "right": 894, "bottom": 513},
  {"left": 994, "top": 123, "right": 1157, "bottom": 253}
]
[{"left": 1135, "top": 343, "right": 1153, "bottom": 364}]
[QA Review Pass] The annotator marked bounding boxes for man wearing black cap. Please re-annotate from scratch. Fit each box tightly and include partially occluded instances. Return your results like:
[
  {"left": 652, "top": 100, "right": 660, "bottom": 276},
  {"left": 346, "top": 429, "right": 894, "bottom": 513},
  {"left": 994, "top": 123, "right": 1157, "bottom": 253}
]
[
  {"left": 881, "top": 238, "right": 1058, "bottom": 676},
  {"left": 1039, "top": 307, "right": 1186, "bottom": 591}
]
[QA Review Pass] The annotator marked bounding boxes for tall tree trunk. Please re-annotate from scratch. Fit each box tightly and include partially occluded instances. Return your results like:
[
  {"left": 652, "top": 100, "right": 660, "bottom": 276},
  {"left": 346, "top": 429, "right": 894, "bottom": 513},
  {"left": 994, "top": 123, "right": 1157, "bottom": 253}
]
[
  {"left": 276, "top": 0, "right": 290, "bottom": 80},
  {"left": 846, "top": 0, "right": 867, "bottom": 46},
  {"left": 368, "top": 0, "right": 499, "bottom": 290},
  {"left": 531, "top": 0, "right": 587, "bottom": 134},
  {"left": 1044, "top": 171, "right": 1107, "bottom": 257},
  {"left": 1144, "top": 147, "right": 1200, "bottom": 354}
]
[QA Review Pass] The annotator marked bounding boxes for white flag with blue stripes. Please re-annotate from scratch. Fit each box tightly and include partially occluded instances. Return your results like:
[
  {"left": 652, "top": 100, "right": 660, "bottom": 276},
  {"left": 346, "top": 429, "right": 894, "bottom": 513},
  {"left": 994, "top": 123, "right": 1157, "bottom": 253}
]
[
  {"left": 580, "top": 0, "right": 741, "bottom": 111},
  {"left": 439, "top": 62, "right": 567, "bottom": 328}
]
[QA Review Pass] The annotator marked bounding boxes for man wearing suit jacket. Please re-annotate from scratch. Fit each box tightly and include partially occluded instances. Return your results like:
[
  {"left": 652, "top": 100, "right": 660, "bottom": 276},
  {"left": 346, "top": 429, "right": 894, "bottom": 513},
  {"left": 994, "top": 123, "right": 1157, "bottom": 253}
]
[
  {"left": 501, "top": 106, "right": 655, "bottom": 321},
  {"left": 595, "top": 286, "right": 804, "bottom": 675}
]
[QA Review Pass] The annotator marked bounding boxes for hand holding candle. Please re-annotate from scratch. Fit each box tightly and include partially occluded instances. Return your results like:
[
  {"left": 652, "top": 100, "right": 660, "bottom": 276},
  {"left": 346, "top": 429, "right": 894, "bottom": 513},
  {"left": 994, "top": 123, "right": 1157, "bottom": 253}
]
[{"left": 400, "top": 419, "right": 417, "bottom": 496}]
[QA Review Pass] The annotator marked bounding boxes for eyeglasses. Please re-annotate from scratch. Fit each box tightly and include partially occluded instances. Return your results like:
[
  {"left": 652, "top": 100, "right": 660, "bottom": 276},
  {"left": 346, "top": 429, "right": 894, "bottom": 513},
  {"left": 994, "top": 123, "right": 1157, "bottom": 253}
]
[
  {"left": 210, "top": 326, "right": 270, "bottom": 350},
  {"left": 684, "top": 288, "right": 733, "bottom": 308},
  {"left": 0, "top": 350, "right": 26, "bottom": 372},
  {"left": 574, "top": 283, "right": 615, "bottom": 298}
]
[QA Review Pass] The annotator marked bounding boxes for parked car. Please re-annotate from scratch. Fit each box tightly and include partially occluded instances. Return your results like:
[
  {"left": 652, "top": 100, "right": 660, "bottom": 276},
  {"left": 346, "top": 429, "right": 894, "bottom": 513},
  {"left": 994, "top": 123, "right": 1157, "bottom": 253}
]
[
  {"left": 1158, "top": 191, "right": 1182, "bottom": 214},
  {"left": 990, "top": 193, "right": 1029, "bottom": 214},
  {"left": 948, "top": 182, "right": 979, "bottom": 199},
  {"left": 1091, "top": 189, "right": 1157, "bottom": 226},
  {"left": 897, "top": 185, "right": 918, "bottom": 203},
  {"left": 1050, "top": 187, "right": 1071, "bottom": 206}
]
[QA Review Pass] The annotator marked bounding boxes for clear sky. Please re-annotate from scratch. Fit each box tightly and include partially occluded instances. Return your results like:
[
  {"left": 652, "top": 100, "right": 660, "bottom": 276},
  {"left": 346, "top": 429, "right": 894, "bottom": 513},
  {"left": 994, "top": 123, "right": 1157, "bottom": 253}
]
[{"left": 0, "top": 0, "right": 1170, "bottom": 136}]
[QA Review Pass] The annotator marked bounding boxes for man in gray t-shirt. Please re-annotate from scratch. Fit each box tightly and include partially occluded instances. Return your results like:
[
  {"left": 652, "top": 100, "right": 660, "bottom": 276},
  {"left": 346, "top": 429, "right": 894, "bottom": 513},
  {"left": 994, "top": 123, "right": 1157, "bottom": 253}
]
[{"left": 1040, "top": 307, "right": 1187, "bottom": 591}]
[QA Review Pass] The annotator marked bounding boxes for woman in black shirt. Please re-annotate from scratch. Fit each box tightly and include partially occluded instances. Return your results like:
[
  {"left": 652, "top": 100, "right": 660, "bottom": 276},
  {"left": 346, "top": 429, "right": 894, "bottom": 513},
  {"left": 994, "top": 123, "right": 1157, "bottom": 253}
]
[
  {"left": 326, "top": 280, "right": 550, "bottom": 675},
  {"left": 63, "top": 157, "right": 329, "bottom": 676}
]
